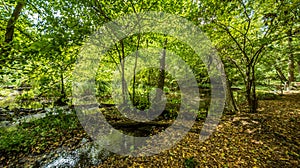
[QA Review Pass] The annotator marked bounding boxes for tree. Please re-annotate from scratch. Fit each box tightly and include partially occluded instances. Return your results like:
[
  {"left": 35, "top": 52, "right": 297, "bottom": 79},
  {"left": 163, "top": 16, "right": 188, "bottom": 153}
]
[
  {"left": 1, "top": 0, "right": 95, "bottom": 105},
  {"left": 197, "top": 0, "right": 299, "bottom": 112},
  {"left": 89, "top": 0, "right": 202, "bottom": 106},
  {"left": 1, "top": 0, "right": 27, "bottom": 75}
]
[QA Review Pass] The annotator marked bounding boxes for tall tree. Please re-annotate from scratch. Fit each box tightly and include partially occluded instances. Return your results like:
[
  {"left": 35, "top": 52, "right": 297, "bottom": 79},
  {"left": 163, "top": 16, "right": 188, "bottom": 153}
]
[{"left": 197, "top": 0, "right": 298, "bottom": 112}]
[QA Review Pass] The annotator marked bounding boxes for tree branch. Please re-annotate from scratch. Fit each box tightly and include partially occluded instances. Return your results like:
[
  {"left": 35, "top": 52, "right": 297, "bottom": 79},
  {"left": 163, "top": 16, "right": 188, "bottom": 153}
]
[{"left": 5, "top": 1, "right": 25, "bottom": 43}]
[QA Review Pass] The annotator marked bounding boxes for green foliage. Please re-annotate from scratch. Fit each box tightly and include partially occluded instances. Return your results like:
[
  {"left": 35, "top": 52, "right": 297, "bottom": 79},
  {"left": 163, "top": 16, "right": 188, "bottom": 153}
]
[
  {"left": 14, "top": 90, "right": 44, "bottom": 108},
  {"left": 184, "top": 157, "right": 198, "bottom": 168},
  {"left": 0, "top": 112, "right": 81, "bottom": 154},
  {"left": 131, "top": 88, "right": 151, "bottom": 110},
  {"left": 0, "top": 0, "right": 299, "bottom": 167}
]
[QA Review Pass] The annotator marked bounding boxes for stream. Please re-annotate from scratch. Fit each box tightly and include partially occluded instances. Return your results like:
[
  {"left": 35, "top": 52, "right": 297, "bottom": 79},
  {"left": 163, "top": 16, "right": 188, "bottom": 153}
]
[
  {"left": 40, "top": 139, "right": 112, "bottom": 168},
  {"left": 0, "top": 107, "right": 71, "bottom": 127},
  {"left": 0, "top": 88, "right": 113, "bottom": 167},
  {"left": 0, "top": 106, "right": 113, "bottom": 167},
  {"left": 1, "top": 87, "right": 211, "bottom": 167}
]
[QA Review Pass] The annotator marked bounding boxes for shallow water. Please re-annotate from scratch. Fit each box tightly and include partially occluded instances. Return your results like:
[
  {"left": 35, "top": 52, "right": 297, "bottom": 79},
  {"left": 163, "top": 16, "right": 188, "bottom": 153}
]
[
  {"left": 0, "top": 106, "right": 71, "bottom": 128},
  {"left": 42, "top": 138, "right": 112, "bottom": 168}
]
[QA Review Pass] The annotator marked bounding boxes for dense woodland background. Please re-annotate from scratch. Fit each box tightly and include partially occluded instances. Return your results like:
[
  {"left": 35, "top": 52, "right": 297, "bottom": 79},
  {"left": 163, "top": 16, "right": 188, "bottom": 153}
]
[{"left": 0, "top": 0, "right": 299, "bottom": 167}]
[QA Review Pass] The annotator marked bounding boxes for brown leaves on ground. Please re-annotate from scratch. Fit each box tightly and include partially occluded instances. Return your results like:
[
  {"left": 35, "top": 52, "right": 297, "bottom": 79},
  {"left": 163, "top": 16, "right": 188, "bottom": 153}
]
[{"left": 98, "top": 92, "right": 300, "bottom": 167}]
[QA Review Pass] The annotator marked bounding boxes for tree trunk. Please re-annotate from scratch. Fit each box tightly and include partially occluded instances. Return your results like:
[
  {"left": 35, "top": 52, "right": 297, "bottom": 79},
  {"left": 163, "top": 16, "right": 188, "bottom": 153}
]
[
  {"left": 4, "top": 2, "right": 25, "bottom": 44},
  {"left": 120, "top": 40, "right": 127, "bottom": 104},
  {"left": 132, "top": 35, "right": 141, "bottom": 105},
  {"left": 245, "top": 64, "right": 258, "bottom": 113},
  {"left": 275, "top": 64, "right": 288, "bottom": 83},
  {"left": 298, "top": 60, "right": 300, "bottom": 75},
  {"left": 132, "top": 55, "right": 137, "bottom": 105},
  {"left": 245, "top": 67, "right": 251, "bottom": 111},
  {"left": 156, "top": 38, "right": 167, "bottom": 101},
  {"left": 288, "top": 29, "right": 295, "bottom": 85},
  {"left": 1, "top": 1, "right": 25, "bottom": 69},
  {"left": 225, "top": 78, "right": 238, "bottom": 113},
  {"left": 55, "top": 70, "right": 67, "bottom": 106},
  {"left": 60, "top": 70, "right": 66, "bottom": 99},
  {"left": 251, "top": 65, "right": 258, "bottom": 112}
]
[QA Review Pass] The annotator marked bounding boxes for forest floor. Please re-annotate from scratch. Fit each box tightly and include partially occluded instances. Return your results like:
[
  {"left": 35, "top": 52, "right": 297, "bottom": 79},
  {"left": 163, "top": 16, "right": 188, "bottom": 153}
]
[
  {"left": 98, "top": 91, "right": 300, "bottom": 167},
  {"left": 1, "top": 91, "right": 299, "bottom": 167}
]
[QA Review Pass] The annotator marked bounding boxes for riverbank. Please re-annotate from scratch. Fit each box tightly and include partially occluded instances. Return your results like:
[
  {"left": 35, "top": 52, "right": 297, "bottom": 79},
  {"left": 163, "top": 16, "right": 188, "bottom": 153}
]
[{"left": 1, "top": 91, "right": 299, "bottom": 167}]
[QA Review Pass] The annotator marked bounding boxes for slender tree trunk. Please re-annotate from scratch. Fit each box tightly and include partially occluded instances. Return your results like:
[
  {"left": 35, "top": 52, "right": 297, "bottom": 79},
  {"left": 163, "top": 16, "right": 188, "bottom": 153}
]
[
  {"left": 288, "top": 29, "right": 295, "bottom": 85},
  {"left": 156, "top": 38, "right": 167, "bottom": 101},
  {"left": 146, "top": 40, "right": 151, "bottom": 86},
  {"left": 132, "top": 35, "right": 141, "bottom": 105},
  {"left": 55, "top": 68, "right": 67, "bottom": 106},
  {"left": 60, "top": 70, "right": 66, "bottom": 99},
  {"left": 298, "top": 60, "right": 300, "bottom": 75},
  {"left": 132, "top": 53, "right": 137, "bottom": 105},
  {"left": 120, "top": 40, "right": 127, "bottom": 104},
  {"left": 275, "top": 64, "right": 288, "bottom": 83}
]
